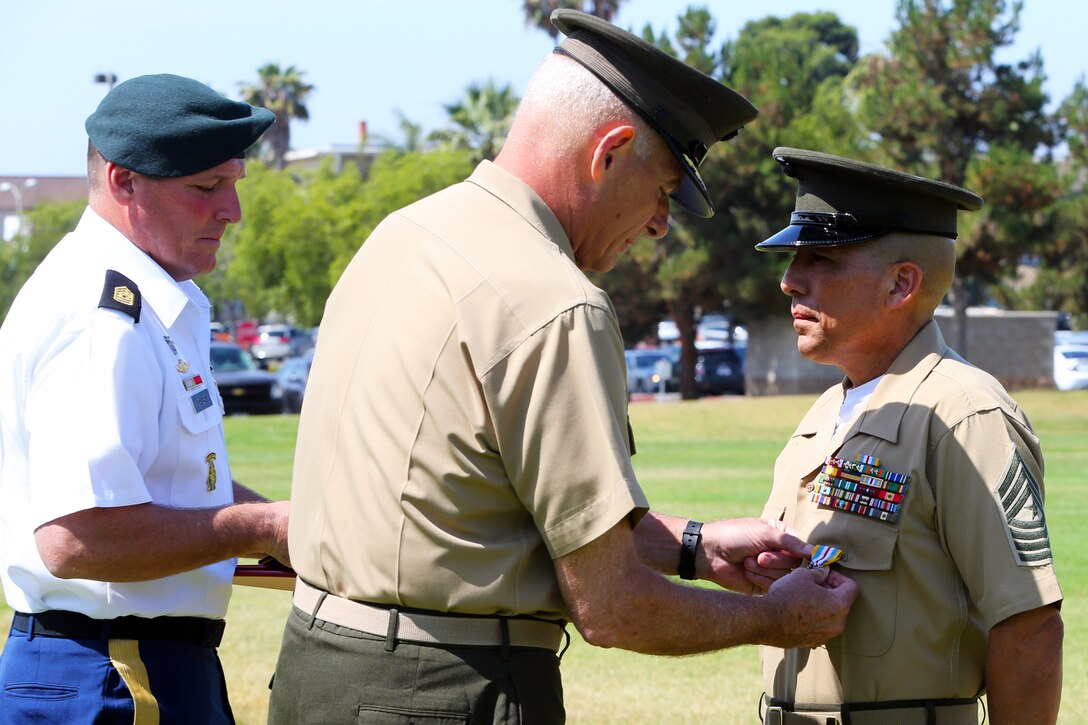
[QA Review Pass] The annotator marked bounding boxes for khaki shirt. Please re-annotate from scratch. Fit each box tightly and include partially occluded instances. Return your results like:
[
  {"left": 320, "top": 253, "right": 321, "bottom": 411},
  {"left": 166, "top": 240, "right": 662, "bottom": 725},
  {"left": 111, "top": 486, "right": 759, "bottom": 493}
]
[
  {"left": 761, "top": 321, "right": 1062, "bottom": 703},
  {"left": 288, "top": 161, "right": 648, "bottom": 619}
]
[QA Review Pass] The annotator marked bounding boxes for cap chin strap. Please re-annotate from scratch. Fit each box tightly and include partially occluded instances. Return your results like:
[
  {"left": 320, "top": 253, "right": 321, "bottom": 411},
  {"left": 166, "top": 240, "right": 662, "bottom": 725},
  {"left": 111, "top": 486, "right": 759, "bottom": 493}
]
[{"left": 790, "top": 210, "right": 957, "bottom": 239}]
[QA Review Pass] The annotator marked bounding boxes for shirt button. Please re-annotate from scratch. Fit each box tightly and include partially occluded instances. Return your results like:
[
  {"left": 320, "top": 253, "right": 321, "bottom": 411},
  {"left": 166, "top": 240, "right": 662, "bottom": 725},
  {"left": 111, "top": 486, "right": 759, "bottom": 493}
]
[{"left": 805, "top": 482, "right": 815, "bottom": 492}]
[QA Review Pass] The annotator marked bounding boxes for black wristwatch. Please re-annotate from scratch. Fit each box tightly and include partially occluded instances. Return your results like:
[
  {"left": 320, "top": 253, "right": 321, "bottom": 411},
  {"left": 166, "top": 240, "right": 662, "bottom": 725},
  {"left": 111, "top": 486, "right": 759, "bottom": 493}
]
[{"left": 678, "top": 520, "right": 703, "bottom": 580}]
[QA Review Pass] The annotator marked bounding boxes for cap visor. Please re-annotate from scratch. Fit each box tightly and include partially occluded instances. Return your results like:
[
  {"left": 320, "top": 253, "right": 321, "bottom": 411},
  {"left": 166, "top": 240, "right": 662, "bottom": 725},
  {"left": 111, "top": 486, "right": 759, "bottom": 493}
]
[
  {"left": 671, "top": 173, "right": 712, "bottom": 218},
  {"left": 755, "top": 224, "right": 890, "bottom": 251},
  {"left": 660, "top": 137, "right": 712, "bottom": 217}
]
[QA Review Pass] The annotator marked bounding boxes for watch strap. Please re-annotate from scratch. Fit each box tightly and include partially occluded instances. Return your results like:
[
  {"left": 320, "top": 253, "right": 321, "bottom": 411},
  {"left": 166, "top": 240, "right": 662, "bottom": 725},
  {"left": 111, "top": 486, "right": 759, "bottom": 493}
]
[{"left": 678, "top": 520, "right": 703, "bottom": 580}]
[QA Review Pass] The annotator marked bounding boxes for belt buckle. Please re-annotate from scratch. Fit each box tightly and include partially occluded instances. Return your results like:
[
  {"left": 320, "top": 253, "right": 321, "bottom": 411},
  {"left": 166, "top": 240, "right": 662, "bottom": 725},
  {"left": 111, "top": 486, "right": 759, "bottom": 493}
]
[{"left": 764, "top": 705, "right": 785, "bottom": 725}]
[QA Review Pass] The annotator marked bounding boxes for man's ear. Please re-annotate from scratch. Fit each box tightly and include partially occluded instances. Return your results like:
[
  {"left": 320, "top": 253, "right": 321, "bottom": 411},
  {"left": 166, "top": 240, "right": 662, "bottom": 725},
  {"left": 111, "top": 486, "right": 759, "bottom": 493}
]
[
  {"left": 589, "top": 125, "right": 636, "bottom": 183},
  {"left": 105, "top": 162, "right": 137, "bottom": 204},
  {"left": 886, "top": 260, "right": 923, "bottom": 310}
]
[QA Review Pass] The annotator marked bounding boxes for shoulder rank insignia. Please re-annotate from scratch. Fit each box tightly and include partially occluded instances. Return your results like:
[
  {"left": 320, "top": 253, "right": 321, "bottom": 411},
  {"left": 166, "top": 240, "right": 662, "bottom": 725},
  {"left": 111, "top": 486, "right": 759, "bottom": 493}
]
[
  {"left": 996, "top": 450, "right": 1052, "bottom": 565},
  {"left": 98, "top": 270, "right": 141, "bottom": 323},
  {"left": 812, "top": 454, "right": 910, "bottom": 523}
]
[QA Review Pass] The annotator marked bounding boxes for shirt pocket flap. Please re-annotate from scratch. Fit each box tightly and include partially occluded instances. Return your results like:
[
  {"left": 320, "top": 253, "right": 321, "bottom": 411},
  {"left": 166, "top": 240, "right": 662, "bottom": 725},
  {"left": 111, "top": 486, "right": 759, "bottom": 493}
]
[
  {"left": 761, "top": 503, "right": 786, "bottom": 522},
  {"left": 819, "top": 512, "right": 897, "bottom": 572}
]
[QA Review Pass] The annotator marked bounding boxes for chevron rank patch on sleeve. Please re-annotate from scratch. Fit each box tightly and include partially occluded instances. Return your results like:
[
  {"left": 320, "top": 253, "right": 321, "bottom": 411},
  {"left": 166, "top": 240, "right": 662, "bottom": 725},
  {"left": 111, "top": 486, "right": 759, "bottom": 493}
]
[{"left": 996, "top": 450, "right": 1053, "bottom": 566}]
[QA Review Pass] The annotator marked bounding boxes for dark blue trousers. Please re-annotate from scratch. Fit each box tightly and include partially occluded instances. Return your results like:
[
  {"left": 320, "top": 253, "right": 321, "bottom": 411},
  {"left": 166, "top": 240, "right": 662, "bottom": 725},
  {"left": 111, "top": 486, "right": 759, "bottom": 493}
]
[{"left": 0, "top": 619, "right": 233, "bottom": 724}]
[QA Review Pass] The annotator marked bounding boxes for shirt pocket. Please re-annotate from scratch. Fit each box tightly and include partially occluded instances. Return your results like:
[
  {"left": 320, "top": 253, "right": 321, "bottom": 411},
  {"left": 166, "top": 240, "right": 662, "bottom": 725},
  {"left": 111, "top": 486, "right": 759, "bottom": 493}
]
[{"left": 820, "top": 513, "right": 899, "bottom": 657}]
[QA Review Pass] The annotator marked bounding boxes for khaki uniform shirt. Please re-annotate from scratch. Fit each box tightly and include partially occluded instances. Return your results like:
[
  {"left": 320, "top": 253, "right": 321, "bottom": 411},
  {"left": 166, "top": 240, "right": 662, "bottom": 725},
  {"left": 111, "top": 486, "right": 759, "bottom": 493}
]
[
  {"left": 288, "top": 161, "right": 648, "bottom": 619},
  {"left": 761, "top": 321, "right": 1062, "bottom": 704}
]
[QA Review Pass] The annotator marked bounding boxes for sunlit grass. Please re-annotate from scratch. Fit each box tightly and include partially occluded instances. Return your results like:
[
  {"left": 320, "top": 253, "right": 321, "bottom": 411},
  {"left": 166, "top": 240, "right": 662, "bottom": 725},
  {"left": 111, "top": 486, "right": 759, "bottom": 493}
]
[{"left": 2, "top": 391, "right": 1084, "bottom": 723}]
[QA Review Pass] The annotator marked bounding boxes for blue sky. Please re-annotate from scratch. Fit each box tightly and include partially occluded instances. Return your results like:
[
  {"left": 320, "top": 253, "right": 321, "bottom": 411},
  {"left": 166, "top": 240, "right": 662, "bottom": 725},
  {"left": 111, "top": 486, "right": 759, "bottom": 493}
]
[{"left": 2, "top": 0, "right": 1083, "bottom": 177}]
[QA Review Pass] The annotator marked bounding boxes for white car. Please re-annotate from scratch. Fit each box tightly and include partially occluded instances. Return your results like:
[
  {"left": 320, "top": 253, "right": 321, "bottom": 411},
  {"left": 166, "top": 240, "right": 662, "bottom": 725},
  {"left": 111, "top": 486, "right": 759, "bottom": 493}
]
[
  {"left": 1054, "top": 343, "right": 1088, "bottom": 391},
  {"left": 625, "top": 348, "right": 678, "bottom": 394}
]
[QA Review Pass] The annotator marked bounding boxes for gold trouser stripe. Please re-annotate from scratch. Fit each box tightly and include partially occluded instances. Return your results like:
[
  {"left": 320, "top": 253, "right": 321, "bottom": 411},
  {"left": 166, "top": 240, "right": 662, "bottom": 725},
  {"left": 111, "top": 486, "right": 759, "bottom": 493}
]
[{"left": 108, "top": 638, "right": 160, "bottom": 725}]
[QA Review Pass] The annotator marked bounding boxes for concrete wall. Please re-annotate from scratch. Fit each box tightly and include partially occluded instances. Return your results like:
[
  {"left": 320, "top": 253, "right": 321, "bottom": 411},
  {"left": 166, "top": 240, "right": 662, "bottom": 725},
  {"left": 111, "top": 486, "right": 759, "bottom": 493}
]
[{"left": 746, "top": 308, "right": 1058, "bottom": 396}]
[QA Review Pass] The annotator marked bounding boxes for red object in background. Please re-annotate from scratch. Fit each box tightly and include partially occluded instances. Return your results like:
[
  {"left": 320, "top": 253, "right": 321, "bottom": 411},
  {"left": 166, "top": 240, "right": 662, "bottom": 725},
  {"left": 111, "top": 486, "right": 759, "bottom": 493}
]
[{"left": 234, "top": 319, "right": 259, "bottom": 350}]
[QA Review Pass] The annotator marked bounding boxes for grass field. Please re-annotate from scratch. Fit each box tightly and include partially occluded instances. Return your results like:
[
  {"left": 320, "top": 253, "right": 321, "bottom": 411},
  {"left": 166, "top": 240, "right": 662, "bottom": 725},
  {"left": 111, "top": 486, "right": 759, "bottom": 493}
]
[{"left": 2, "top": 390, "right": 1084, "bottom": 723}]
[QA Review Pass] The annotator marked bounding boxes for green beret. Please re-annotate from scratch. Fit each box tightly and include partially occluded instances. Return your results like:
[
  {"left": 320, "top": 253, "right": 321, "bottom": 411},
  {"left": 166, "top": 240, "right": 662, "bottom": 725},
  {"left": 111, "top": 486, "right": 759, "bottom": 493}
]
[
  {"left": 85, "top": 73, "right": 275, "bottom": 178},
  {"left": 756, "top": 147, "right": 983, "bottom": 251},
  {"left": 551, "top": 9, "right": 758, "bottom": 218}
]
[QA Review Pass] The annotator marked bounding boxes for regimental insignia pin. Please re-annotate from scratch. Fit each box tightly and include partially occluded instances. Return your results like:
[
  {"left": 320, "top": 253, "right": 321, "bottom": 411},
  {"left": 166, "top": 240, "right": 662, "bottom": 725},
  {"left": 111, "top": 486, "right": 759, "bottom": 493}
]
[
  {"left": 808, "top": 544, "right": 846, "bottom": 569},
  {"left": 190, "top": 388, "right": 212, "bottom": 413},
  {"left": 163, "top": 335, "right": 178, "bottom": 355},
  {"left": 205, "top": 452, "right": 217, "bottom": 491},
  {"left": 812, "top": 454, "right": 910, "bottom": 523},
  {"left": 112, "top": 286, "right": 135, "bottom": 306},
  {"left": 176, "top": 359, "right": 191, "bottom": 374}
]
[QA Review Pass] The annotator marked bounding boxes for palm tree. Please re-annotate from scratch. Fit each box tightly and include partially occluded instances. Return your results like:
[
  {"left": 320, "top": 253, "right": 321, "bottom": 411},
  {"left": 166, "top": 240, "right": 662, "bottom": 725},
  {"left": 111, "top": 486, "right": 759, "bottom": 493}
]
[
  {"left": 522, "top": 0, "right": 627, "bottom": 38},
  {"left": 428, "top": 81, "right": 519, "bottom": 162},
  {"left": 238, "top": 64, "right": 314, "bottom": 169}
]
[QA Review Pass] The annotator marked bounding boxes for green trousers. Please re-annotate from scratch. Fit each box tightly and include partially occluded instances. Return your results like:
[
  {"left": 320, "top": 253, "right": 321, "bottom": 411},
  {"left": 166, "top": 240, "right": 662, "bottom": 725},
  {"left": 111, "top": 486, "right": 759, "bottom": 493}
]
[{"left": 268, "top": 606, "right": 566, "bottom": 724}]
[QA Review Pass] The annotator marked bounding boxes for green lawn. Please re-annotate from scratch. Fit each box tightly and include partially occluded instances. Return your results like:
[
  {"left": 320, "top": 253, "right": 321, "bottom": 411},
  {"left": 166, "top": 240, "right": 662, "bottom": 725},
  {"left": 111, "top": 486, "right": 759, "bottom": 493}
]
[{"left": 2, "top": 390, "right": 1085, "bottom": 723}]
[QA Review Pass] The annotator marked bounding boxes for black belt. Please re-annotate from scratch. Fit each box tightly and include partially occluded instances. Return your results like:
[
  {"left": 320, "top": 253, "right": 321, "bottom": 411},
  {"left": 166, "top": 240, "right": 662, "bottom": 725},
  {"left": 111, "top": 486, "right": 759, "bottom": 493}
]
[
  {"left": 765, "top": 696, "right": 980, "bottom": 725},
  {"left": 12, "top": 611, "right": 225, "bottom": 648}
]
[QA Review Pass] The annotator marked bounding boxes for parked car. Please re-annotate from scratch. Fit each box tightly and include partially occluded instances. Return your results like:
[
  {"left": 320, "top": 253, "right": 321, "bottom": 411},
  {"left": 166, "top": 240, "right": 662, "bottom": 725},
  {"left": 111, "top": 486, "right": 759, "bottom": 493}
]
[
  {"left": 250, "top": 324, "right": 314, "bottom": 368},
  {"left": 209, "top": 342, "right": 283, "bottom": 415},
  {"left": 1054, "top": 343, "right": 1088, "bottom": 391},
  {"left": 209, "top": 321, "right": 233, "bottom": 343},
  {"left": 276, "top": 353, "right": 313, "bottom": 413},
  {"left": 694, "top": 346, "right": 746, "bottom": 396},
  {"left": 625, "top": 347, "right": 679, "bottom": 394}
]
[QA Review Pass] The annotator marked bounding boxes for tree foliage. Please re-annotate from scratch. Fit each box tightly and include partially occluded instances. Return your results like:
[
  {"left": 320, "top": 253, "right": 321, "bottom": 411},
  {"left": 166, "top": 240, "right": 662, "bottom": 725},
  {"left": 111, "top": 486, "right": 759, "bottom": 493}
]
[
  {"left": 238, "top": 63, "right": 314, "bottom": 170},
  {"left": 428, "top": 80, "right": 519, "bottom": 162},
  {"left": 0, "top": 200, "right": 84, "bottom": 321},
  {"left": 848, "top": 0, "right": 1059, "bottom": 348},
  {"left": 219, "top": 151, "right": 474, "bottom": 326},
  {"left": 1015, "top": 79, "right": 1088, "bottom": 327}
]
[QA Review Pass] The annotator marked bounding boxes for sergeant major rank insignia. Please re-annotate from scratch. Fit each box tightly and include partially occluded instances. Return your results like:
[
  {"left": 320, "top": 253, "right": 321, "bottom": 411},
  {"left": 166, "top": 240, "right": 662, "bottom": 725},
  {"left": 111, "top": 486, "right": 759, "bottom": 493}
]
[
  {"left": 98, "top": 270, "right": 141, "bottom": 323},
  {"left": 813, "top": 454, "right": 910, "bottom": 523},
  {"left": 996, "top": 450, "right": 1052, "bottom": 565}
]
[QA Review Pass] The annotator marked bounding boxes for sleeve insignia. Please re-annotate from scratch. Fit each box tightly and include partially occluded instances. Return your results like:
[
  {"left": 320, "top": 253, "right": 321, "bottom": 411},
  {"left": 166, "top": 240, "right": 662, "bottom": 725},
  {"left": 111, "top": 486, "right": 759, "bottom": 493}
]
[
  {"left": 996, "top": 450, "right": 1053, "bottom": 566},
  {"left": 98, "top": 269, "right": 142, "bottom": 323}
]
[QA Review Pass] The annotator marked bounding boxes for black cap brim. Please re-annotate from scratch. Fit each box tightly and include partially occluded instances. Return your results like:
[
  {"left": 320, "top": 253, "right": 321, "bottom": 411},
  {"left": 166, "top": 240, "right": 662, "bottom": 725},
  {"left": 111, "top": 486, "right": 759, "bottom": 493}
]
[
  {"left": 755, "top": 222, "right": 894, "bottom": 251},
  {"left": 551, "top": 9, "right": 757, "bottom": 219}
]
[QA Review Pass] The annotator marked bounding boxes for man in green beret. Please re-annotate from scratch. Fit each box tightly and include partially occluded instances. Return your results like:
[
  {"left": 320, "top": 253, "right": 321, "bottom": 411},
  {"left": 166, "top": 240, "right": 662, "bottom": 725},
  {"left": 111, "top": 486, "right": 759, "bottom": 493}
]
[
  {"left": 0, "top": 73, "right": 290, "bottom": 723},
  {"left": 754, "top": 148, "right": 1063, "bottom": 724},
  {"left": 269, "top": 11, "right": 856, "bottom": 724}
]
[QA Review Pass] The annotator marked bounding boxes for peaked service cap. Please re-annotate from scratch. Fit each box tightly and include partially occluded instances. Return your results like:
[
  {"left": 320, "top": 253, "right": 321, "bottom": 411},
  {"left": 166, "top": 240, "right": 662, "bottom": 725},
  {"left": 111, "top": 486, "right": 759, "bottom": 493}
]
[
  {"left": 551, "top": 9, "right": 758, "bottom": 218},
  {"left": 756, "top": 147, "right": 983, "bottom": 251},
  {"left": 85, "top": 73, "right": 275, "bottom": 178}
]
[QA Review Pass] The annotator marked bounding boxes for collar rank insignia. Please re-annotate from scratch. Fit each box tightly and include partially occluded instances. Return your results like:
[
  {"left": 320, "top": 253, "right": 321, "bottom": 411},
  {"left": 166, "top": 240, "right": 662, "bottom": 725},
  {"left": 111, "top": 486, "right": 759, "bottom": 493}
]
[
  {"left": 808, "top": 544, "right": 846, "bottom": 569},
  {"left": 813, "top": 454, "right": 910, "bottom": 523},
  {"left": 98, "top": 270, "right": 141, "bottom": 323}
]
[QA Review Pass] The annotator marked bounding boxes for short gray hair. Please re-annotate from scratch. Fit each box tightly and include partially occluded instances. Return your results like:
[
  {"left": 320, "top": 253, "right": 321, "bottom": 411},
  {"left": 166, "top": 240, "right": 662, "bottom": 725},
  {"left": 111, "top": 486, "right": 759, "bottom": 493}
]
[{"left": 518, "top": 53, "right": 656, "bottom": 160}]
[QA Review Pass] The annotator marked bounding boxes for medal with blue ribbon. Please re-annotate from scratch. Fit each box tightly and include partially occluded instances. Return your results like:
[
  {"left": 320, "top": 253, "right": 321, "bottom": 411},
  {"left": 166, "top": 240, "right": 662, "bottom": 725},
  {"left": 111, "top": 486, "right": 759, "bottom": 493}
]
[{"left": 808, "top": 544, "right": 845, "bottom": 568}]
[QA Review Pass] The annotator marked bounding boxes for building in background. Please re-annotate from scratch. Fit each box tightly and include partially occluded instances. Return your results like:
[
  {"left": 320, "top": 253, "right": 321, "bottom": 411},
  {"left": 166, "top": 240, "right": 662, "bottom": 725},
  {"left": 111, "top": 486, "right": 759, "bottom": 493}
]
[{"left": 0, "top": 176, "right": 88, "bottom": 241}]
